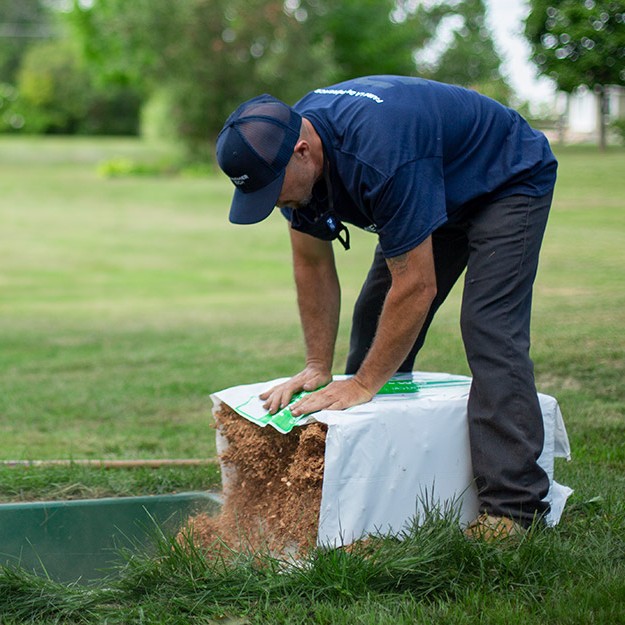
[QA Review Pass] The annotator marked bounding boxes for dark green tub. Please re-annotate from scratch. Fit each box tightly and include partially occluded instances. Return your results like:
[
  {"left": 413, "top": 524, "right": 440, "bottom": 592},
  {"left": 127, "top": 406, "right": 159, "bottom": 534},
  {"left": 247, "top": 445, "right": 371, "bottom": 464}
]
[{"left": 0, "top": 491, "right": 221, "bottom": 583}]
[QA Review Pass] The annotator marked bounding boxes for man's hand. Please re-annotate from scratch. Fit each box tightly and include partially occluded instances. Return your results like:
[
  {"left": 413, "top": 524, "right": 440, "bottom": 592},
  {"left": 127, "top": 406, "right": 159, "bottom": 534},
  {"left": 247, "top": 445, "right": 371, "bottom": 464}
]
[
  {"left": 260, "top": 364, "right": 332, "bottom": 414},
  {"left": 289, "top": 377, "right": 374, "bottom": 417}
]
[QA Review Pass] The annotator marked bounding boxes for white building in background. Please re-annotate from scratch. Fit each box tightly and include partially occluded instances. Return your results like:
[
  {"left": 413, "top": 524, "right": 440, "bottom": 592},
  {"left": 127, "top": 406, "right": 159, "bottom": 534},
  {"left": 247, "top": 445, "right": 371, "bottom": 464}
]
[{"left": 556, "top": 85, "right": 625, "bottom": 143}]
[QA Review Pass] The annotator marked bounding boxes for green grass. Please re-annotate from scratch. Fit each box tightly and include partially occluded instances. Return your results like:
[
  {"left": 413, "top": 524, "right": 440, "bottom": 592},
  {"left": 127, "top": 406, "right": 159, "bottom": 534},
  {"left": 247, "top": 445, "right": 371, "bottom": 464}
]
[
  {"left": 0, "top": 137, "right": 624, "bottom": 623},
  {"left": 1, "top": 504, "right": 624, "bottom": 624},
  {"left": 0, "top": 136, "right": 382, "bottom": 463},
  {"left": 0, "top": 463, "right": 221, "bottom": 503}
]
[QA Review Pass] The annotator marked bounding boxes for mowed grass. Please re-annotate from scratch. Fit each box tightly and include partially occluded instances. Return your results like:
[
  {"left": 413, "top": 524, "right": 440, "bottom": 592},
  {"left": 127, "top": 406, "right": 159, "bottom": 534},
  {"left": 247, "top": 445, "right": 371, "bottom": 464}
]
[
  {"left": 0, "top": 137, "right": 624, "bottom": 486},
  {"left": 1, "top": 137, "right": 315, "bottom": 461},
  {"left": 3, "top": 138, "right": 620, "bottom": 463},
  {"left": 0, "top": 137, "right": 624, "bottom": 623}
]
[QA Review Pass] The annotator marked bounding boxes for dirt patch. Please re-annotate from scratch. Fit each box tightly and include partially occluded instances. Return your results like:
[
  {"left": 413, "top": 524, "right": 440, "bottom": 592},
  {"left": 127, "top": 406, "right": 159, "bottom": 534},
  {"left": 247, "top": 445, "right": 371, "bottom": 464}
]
[{"left": 178, "top": 403, "right": 327, "bottom": 556}]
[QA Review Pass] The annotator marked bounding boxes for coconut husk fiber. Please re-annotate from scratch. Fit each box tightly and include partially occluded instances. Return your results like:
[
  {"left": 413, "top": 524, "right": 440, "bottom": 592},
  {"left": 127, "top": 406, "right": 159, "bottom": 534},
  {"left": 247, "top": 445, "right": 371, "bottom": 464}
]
[{"left": 178, "top": 402, "right": 327, "bottom": 557}]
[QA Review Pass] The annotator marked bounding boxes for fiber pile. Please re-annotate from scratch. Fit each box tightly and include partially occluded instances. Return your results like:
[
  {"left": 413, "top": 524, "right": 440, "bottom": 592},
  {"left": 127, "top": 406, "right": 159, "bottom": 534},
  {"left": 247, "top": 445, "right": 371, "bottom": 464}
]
[{"left": 178, "top": 403, "right": 327, "bottom": 556}]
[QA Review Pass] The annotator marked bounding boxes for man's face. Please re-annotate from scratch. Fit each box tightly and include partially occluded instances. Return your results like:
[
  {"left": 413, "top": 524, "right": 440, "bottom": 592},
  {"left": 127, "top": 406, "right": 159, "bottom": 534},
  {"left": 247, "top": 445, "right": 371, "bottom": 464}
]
[{"left": 276, "top": 153, "right": 317, "bottom": 211}]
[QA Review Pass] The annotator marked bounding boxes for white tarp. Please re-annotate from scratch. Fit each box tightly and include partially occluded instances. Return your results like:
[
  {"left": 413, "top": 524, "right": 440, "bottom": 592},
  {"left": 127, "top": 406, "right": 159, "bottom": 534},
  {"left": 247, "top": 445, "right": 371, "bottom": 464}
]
[{"left": 211, "top": 372, "right": 572, "bottom": 547}]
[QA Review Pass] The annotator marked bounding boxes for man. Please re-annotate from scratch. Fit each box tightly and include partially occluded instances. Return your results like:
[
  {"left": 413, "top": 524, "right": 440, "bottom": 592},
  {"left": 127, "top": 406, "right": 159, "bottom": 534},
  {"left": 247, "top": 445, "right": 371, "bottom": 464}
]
[{"left": 216, "top": 76, "right": 557, "bottom": 538}]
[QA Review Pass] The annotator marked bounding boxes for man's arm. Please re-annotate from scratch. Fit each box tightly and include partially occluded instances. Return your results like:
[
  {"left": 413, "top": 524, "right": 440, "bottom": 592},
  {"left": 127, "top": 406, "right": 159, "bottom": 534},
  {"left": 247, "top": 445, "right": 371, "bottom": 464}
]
[
  {"left": 260, "top": 227, "right": 340, "bottom": 413},
  {"left": 290, "top": 235, "right": 437, "bottom": 416}
]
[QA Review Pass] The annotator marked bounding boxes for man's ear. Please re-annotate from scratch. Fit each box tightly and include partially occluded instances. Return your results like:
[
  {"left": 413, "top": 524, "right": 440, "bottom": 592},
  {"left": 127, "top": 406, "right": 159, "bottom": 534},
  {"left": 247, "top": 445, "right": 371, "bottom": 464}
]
[{"left": 293, "top": 139, "right": 310, "bottom": 160}]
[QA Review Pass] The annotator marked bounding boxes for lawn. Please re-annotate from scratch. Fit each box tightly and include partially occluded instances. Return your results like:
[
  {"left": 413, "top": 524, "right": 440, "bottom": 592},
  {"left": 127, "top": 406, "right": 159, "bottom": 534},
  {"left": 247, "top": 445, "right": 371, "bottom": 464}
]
[
  {"left": 0, "top": 136, "right": 376, "bottom": 463},
  {"left": 0, "top": 137, "right": 624, "bottom": 623}
]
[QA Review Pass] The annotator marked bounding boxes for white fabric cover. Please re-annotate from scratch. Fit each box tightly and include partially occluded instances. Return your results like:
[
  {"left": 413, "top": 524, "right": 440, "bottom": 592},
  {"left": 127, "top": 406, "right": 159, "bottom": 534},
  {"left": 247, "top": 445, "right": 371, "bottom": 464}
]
[{"left": 212, "top": 372, "right": 572, "bottom": 547}]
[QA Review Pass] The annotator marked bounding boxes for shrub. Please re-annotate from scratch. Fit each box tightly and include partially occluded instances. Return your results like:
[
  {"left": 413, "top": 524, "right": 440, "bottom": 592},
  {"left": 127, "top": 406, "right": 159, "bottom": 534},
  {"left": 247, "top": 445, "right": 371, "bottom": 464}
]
[
  {"left": 10, "top": 39, "right": 141, "bottom": 136},
  {"left": 611, "top": 118, "right": 625, "bottom": 145},
  {"left": 0, "top": 83, "right": 24, "bottom": 132}
]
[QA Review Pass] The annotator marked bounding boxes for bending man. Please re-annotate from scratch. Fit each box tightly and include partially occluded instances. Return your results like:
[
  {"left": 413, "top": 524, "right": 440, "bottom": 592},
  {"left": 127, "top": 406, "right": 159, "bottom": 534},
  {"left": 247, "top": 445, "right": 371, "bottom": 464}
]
[{"left": 216, "top": 76, "right": 558, "bottom": 536}]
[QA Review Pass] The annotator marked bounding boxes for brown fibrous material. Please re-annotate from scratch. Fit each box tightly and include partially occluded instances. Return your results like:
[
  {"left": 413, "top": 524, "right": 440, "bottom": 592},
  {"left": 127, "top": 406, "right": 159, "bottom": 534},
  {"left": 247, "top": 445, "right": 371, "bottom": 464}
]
[{"left": 178, "top": 403, "right": 327, "bottom": 557}]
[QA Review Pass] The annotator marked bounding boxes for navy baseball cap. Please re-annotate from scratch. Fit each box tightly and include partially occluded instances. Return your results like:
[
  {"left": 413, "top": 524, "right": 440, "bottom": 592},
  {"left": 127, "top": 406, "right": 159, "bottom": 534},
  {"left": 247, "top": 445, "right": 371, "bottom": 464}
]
[{"left": 216, "top": 95, "right": 302, "bottom": 224}]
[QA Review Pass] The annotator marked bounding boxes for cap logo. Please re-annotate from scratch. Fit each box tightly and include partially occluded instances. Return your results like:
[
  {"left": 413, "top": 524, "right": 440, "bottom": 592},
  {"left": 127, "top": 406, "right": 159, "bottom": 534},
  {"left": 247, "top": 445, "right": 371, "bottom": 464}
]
[{"left": 230, "top": 174, "right": 250, "bottom": 186}]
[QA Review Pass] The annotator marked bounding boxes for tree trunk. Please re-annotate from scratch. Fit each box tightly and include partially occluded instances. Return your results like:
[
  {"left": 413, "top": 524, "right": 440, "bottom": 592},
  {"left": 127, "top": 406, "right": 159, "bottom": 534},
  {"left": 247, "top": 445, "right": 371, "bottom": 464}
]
[{"left": 597, "top": 86, "right": 608, "bottom": 152}]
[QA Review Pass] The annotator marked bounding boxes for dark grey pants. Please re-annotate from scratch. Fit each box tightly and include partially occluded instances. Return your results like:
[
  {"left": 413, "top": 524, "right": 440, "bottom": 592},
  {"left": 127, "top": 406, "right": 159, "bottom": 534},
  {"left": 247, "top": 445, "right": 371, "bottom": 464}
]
[{"left": 345, "top": 192, "right": 553, "bottom": 526}]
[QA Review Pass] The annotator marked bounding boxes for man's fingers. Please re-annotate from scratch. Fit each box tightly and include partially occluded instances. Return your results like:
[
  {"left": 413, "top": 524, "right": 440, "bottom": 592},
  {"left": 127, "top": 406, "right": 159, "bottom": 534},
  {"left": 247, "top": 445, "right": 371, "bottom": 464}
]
[
  {"left": 302, "top": 375, "right": 324, "bottom": 391},
  {"left": 291, "top": 391, "right": 332, "bottom": 417},
  {"left": 263, "top": 395, "right": 279, "bottom": 415},
  {"left": 290, "top": 379, "right": 374, "bottom": 417},
  {"left": 261, "top": 381, "right": 304, "bottom": 414},
  {"left": 260, "top": 374, "right": 325, "bottom": 413},
  {"left": 262, "top": 389, "right": 288, "bottom": 414},
  {"left": 259, "top": 366, "right": 332, "bottom": 413}
]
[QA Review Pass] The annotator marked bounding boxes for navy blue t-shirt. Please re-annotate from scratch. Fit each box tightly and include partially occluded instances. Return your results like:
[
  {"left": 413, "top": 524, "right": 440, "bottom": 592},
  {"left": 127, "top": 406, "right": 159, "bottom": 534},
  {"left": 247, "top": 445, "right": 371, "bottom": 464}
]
[{"left": 281, "top": 76, "right": 557, "bottom": 258}]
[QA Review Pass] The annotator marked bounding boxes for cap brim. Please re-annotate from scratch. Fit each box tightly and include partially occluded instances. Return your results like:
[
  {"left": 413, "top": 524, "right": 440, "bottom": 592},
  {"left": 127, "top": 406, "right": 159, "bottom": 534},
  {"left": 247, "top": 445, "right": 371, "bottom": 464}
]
[{"left": 228, "top": 171, "right": 285, "bottom": 225}]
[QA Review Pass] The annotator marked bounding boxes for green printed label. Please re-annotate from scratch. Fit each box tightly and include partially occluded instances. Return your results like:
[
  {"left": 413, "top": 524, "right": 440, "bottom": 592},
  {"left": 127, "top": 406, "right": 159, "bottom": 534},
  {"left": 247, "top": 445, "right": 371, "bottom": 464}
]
[
  {"left": 234, "top": 396, "right": 275, "bottom": 427},
  {"left": 235, "top": 390, "right": 314, "bottom": 434},
  {"left": 377, "top": 379, "right": 421, "bottom": 394}
]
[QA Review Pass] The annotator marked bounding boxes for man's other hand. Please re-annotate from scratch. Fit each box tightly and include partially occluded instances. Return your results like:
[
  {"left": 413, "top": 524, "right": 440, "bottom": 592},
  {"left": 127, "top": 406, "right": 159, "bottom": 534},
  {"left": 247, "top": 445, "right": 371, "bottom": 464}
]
[
  {"left": 289, "top": 377, "right": 374, "bottom": 417},
  {"left": 260, "top": 364, "right": 332, "bottom": 414}
]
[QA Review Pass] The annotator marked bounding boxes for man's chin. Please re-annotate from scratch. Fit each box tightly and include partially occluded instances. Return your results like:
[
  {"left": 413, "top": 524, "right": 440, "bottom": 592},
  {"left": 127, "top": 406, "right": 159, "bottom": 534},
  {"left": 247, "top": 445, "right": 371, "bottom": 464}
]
[{"left": 290, "top": 195, "right": 313, "bottom": 211}]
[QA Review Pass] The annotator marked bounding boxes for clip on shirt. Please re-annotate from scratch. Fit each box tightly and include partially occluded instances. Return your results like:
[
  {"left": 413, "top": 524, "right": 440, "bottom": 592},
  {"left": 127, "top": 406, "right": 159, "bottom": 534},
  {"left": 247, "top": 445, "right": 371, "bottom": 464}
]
[
  {"left": 289, "top": 159, "right": 351, "bottom": 251},
  {"left": 291, "top": 208, "right": 350, "bottom": 250}
]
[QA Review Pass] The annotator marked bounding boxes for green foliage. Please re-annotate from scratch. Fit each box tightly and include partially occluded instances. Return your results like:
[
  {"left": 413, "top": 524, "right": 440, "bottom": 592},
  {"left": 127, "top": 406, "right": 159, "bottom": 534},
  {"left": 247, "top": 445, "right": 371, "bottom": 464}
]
[
  {"left": 3, "top": 1, "right": 511, "bottom": 147},
  {"left": 97, "top": 156, "right": 173, "bottom": 178},
  {"left": 303, "top": 0, "right": 439, "bottom": 80},
  {"left": 0, "top": 82, "right": 23, "bottom": 132},
  {"left": 66, "top": 0, "right": 338, "bottom": 154},
  {"left": 525, "top": 0, "right": 625, "bottom": 92},
  {"left": 0, "top": 0, "right": 54, "bottom": 84},
  {"left": 65, "top": 0, "right": 509, "bottom": 153},
  {"left": 16, "top": 39, "right": 91, "bottom": 133},
  {"left": 426, "top": 0, "right": 508, "bottom": 91},
  {"left": 468, "top": 79, "right": 513, "bottom": 105},
  {"left": 81, "top": 86, "right": 142, "bottom": 136},
  {"left": 526, "top": 0, "right": 625, "bottom": 149},
  {"left": 12, "top": 38, "right": 141, "bottom": 135},
  {"left": 140, "top": 89, "right": 179, "bottom": 143},
  {"left": 612, "top": 117, "right": 625, "bottom": 142},
  {"left": 96, "top": 155, "right": 214, "bottom": 177}
]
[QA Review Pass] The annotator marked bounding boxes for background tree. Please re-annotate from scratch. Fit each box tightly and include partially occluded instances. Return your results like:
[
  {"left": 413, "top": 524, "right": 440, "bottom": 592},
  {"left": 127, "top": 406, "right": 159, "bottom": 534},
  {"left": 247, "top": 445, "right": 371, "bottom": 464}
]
[
  {"left": 16, "top": 38, "right": 141, "bottom": 135},
  {"left": 0, "top": 0, "right": 54, "bottom": 130},
  {"left": 8, "top": 0, "right": 513, "bottom": 153},
  {"left": 425, "top": 0, "right": 511, "bottom": 103},
  {"left": 66, "top": 0, "right": 455, "bottom": 155},
  {"left": 17, "top": 39, "right": 91, "bottom": 133},
  {"left": 302, "top": 0, "right": 448, "bottom": 81},
  {"left": 68, "top": 0, "right": 337, "bottom": 157},
  {"left": 525, "top": 0, "right": 625, "bottom": 149}
]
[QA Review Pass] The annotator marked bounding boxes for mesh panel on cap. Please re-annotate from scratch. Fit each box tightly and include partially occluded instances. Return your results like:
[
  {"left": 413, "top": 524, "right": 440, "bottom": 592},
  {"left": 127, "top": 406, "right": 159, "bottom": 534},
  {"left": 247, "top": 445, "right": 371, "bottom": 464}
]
[
  {"left": 237, "top": 100, "right": 295, "bottom": 167},
  {"left": 237, "top": 118, "right": 286, "bottom": 167},
  {"left": 241, "top": 101, "right": 292, "bottom": 124}
]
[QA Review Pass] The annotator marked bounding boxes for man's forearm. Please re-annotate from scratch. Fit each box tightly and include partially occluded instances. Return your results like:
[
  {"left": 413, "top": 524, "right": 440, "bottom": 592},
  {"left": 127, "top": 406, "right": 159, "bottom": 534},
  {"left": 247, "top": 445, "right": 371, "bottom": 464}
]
[
  {"left": 294, "top": 252, "right": 340, "bottom": 371},
  {"left": 353, "top": 244, "right": 437, "bottom": 395},
  {"left": 353, "top": 283, "right": 433, "bottom": 394}
]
